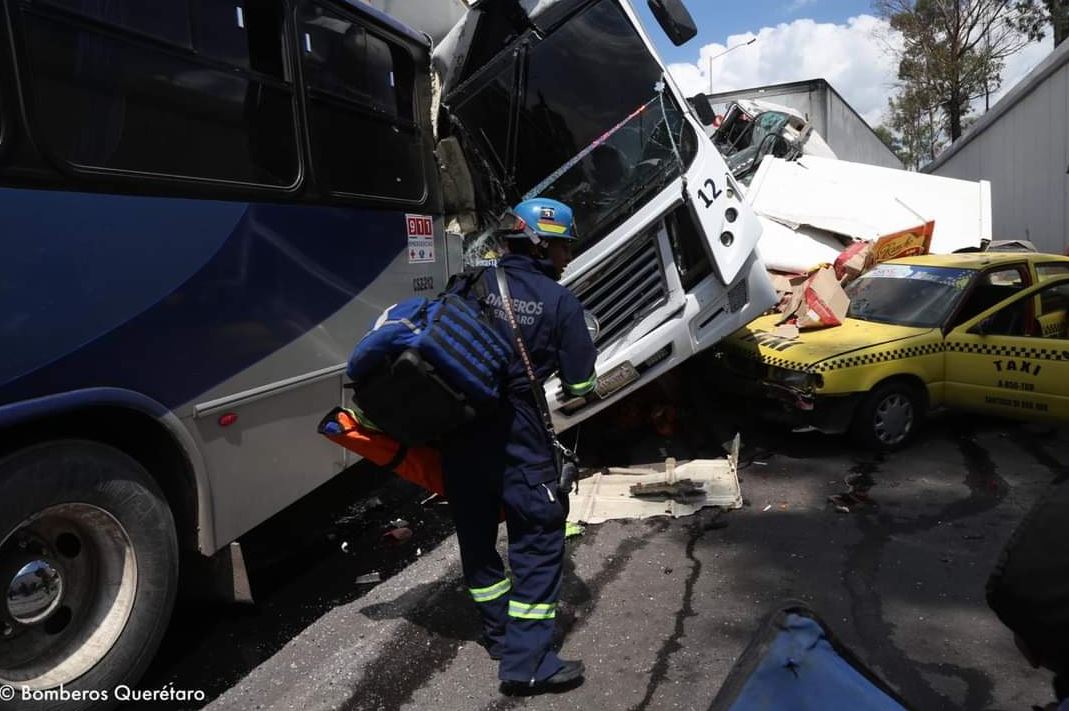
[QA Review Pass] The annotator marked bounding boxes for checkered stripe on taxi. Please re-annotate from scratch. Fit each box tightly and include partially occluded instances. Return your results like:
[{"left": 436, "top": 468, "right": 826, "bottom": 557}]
[
  {"left": 724, "top": 338, "right": 1069, "bottom": 375},
  {"left": 945, "top": 342, "right": 1069, "bottom": 361},
  {"left": 812, "top": 342, "right": 945, "bottom": 373},
  {"left": 719, "top": 344, "right": 811, "bottom": 372}
]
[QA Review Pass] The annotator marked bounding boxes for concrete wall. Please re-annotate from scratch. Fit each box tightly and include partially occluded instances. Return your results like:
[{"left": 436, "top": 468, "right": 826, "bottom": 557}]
[
  {"left": 704, "top": 80, "right": 904, "bottom": 170},
  {"left": 925, "top": 42, "right": 1069, "bottom": 254}
]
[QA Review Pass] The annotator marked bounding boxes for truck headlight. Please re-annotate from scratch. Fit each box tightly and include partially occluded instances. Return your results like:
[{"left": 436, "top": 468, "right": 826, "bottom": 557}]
[
  {"left": 666, "top": 208, "right": 712, "bottom": 290},
  {"left": 584, "top": 310, "right": 601, "bottom": 342}
]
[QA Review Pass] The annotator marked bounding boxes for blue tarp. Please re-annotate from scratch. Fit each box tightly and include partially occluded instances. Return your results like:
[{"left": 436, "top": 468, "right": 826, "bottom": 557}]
[{"left": 724, "top": 614, "right": 907, "bottom": 711}]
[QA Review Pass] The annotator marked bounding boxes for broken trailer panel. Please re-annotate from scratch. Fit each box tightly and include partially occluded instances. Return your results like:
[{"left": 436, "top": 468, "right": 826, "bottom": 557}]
[{"left": 745, "top": 155, "right": 992, "bottom": 274}]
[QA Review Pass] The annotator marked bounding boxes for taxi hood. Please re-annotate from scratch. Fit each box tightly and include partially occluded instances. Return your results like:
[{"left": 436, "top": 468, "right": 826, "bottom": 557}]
[{"left": 724, "top": 315, "right": 933, "bottom": 370}]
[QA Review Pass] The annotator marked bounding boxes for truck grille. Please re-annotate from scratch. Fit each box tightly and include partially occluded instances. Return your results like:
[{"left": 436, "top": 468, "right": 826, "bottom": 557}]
[{"left": 570, "top": 232, "right": 668, "bottom": 345}]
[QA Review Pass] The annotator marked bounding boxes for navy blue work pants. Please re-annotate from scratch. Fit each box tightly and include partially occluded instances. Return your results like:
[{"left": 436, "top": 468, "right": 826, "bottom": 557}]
[{"left": 442, "top": 407, "right": 567, "bottom": 683}]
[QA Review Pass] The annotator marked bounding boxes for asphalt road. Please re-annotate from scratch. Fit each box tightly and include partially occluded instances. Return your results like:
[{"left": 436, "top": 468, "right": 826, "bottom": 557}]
[{"left": 196, "top": 412, "right": 1067, "bottom": 711}]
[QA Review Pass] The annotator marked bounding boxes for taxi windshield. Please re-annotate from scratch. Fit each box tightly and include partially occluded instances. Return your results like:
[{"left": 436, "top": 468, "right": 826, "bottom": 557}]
[{"left": 845, "top": 264, "right": 975, "bottom": 328}]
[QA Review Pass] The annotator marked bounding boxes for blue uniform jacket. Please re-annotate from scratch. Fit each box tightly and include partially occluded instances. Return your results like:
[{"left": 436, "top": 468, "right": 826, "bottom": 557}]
[{"left": 455, "top": 253, "right": 597, "bottom": 484}]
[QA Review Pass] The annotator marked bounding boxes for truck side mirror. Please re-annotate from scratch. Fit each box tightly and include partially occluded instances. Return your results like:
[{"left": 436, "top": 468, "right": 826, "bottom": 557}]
[
  {"left": 647, "top": 0, "right": 697, "bottom": 46},
  {"left": 688, "top": 93, "right": 717, "bottom": 126}
]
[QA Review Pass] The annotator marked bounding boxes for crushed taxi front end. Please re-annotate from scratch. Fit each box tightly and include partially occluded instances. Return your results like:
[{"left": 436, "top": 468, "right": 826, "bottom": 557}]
[{"left": 714, "top": 315, "right": 940, "bottom": 433}]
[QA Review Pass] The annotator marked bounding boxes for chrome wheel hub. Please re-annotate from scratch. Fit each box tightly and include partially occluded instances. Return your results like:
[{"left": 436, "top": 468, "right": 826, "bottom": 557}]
[
  {"left": 7, "top": 559, "right": 64, "bottom": 625},
  {"left": 0, "top": 504, "right": 138, "bottom": 688},
  {"left": 873, "top": 393, "right": 914, "bottom": 445}
]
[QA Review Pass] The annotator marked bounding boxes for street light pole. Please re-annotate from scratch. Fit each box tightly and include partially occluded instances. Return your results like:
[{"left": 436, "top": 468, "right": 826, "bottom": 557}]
[{"left": 708, "top": 37, "right": 757, "bottom": 94}]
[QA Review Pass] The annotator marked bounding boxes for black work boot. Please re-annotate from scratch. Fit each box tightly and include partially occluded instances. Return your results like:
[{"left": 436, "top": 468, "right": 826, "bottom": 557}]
[{"left": 500, "top": 660, "right": 585, "bottom": 696}]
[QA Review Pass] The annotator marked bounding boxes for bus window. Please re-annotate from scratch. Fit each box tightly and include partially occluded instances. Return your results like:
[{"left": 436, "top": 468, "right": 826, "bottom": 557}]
[
  {"left": 18, "top": 2, "right": 298, "bottom": 187},
  {"left": 194, "top": 0, "right": 287, "bottom": 81},
  {"left": 298, "top": 0, "right": 424, "bottom": 201},
  {"left": 41, "top": 0, "right": 193, "bottom": 48}
]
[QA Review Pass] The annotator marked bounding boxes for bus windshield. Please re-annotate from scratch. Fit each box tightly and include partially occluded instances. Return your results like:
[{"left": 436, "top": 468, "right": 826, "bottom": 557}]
[{"left": 450, "top": 0, "right": 696, "bottom": 256}]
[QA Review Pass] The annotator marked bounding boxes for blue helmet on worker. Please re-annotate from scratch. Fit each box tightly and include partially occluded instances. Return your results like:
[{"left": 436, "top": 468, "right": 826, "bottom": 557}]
[{"left": 501, "top": 198, "right": 577, "bottom": 245}]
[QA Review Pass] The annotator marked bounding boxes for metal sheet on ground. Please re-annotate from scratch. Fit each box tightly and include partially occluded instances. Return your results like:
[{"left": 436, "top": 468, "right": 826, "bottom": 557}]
[{"left": 568, "top": 436, "right": 742, "bottom": 524}]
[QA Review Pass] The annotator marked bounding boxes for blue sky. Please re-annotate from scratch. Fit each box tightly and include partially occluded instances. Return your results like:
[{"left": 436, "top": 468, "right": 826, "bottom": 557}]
[
  {"left": 634, "top": 0, "right": 874, "bottom": 65},
  {"left": 628, "top": 0, "right": 1053, "bottom": 128}
]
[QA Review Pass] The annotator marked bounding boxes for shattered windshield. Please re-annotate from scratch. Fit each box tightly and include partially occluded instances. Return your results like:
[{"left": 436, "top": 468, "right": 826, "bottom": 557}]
[
  {"left": 845, "top": 264, "right": 975, "bottom": 328},
  {"left": 724, "top": 112, "right": 790, "bottom": 176},
  {"left": 449, "top": 0, "right": 696, "bottom": 256}
]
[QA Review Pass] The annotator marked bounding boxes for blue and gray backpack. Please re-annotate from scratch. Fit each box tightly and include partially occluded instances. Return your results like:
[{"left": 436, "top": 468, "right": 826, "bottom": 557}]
[{"left": 346, "top": 269, "right": 511, "bottom": 445}]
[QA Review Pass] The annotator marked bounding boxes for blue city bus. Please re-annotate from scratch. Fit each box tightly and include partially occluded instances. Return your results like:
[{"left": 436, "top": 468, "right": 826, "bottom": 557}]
[{"left": 0, "top": 0, "right": 449, "bottom": 700}]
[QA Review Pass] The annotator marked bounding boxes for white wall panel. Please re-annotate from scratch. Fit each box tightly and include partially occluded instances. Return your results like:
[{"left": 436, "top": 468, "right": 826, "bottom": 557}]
[{"left": 929, "top": 45, "right": 1069, "bottom": 254}]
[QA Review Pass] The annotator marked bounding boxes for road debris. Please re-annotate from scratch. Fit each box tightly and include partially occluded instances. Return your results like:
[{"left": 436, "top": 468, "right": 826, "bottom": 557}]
[
  {"left": 567, "top": 436, "right": 743, "bottom": 524},
  {"left": 828, "top": 468, "right": 878, "bottom": 512},
  {"left": 336, "top": 495, "right": 385, "bottom": 526},
  {"left": 382, "top": 527, "right": 413, "bottom": 543},
  {"left": 630, "top": 479, "right": 706, "bottom": 502},
  {"left": 355, "top": 572, "right": 382, "bottom": 585}
]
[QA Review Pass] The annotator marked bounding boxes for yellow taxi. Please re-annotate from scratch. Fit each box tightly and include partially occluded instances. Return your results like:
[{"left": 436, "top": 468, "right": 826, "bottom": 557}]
[{"left": 714, "top": 252, "right": 1069, "bottom": 449}]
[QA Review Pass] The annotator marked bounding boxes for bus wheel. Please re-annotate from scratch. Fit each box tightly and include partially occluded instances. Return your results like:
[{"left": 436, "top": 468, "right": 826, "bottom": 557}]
[{"left": 0, "top": 441, "right": 178, "bottom": 710}]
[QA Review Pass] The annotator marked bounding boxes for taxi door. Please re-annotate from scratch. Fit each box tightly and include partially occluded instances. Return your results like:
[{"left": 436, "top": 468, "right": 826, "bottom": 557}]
[{"left": 944, "top": 276, "right": 1069, "bottom": 420}]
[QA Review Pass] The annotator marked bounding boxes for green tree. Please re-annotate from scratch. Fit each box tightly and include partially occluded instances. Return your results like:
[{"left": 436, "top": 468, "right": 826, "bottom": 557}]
[
  {"left": 873, "top": 124, "right": 899, "bottom": 151},
  {"left": 885, "top": 85, "right": 945, "bottom": 169},
  {"left": 1012, "top": 0, "right": 1069, "bottom": 46},
  {"left": 873, "top": 123, "right": 911, "bottom": 166},
  {"left": 876, "top": 0, "right": 1045, "bottom": 141}
]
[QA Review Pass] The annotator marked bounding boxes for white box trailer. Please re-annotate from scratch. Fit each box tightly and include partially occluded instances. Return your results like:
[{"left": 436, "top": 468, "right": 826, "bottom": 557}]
[{"left": 746, "top": 156, "right": 993, "bottom": 274}]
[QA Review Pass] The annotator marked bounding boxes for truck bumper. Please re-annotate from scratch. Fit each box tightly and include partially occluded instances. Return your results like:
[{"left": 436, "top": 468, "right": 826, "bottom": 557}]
[{"left": 549, "top": 254, "right": 776, "bottom": 430}]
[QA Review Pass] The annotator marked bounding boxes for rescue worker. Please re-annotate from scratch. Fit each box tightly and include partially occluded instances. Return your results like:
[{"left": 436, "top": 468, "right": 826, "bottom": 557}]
[{"left": 441, "top": 198, "right": 597, "bottom": 694}]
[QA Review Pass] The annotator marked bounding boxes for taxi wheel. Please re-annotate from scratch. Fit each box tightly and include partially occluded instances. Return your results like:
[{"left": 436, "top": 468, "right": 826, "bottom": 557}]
[{"left": 851, "top": 381, "right": 925, "bottom": 451}]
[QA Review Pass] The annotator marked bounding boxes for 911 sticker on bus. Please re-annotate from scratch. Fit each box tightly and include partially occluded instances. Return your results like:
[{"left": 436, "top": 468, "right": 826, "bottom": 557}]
[{"left": 406, "top": 214, "right": 435, "bottom": 264}]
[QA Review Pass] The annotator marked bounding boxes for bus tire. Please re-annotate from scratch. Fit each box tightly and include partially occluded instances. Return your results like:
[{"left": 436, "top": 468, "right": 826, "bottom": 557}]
[
  {"left": 850, "top": 381, "right": 925, "bottom": 451},
  {"left": 0, "top": 440, "right": 178, "bottom": 711}
]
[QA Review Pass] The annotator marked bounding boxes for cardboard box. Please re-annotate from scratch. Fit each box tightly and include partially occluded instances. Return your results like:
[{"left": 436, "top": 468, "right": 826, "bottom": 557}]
[
  {"left": 782, "top": 266, "right": 849, "bottom": 330},
  {"left": 768, "top": 271, "right": 808, "bottom": 313},
  {"left": 871, "top": 221, "right": 935, "bottom": 263},
  {"left": 834, "top": 241, "right": 874, "bottom": 283},
  {"left": 832, "top": 221, "right": 936, "bottom": 286},
  {"left": 772, "top": 323, "right": 800, "bottom": 339}
]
